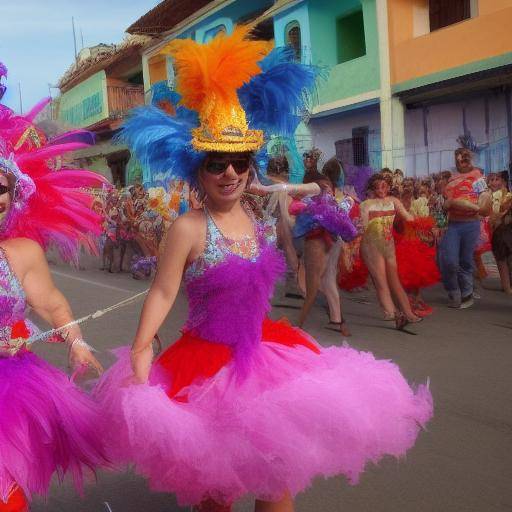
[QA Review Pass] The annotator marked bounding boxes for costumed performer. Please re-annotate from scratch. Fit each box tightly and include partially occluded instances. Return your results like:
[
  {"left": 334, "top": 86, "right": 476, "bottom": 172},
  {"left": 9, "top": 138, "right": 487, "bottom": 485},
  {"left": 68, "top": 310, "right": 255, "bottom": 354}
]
[
  {"left": 94, "top": 27, "right": 433, "bottom": 512},
  {"left": 394, "top": 182, "right": 440, "bottom": 317},
  {"left": 488, "top": 171, "right": 512, "bottom": 294},
  {"left": 0, "top": 88, "right": 109, "bottom": 510},
  {"left": 360, "top": 173, "right": 422, "bottom": 329},
  {"left": 289, "top": 157, "right": 356, "bottom": 335}
]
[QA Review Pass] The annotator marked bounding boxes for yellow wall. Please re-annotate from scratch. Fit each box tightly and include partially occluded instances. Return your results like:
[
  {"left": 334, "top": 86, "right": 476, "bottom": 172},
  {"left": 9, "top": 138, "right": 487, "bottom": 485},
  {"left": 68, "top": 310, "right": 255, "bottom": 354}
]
[
  {"left": 148, "top": 56, "right": 168, "bottom": 85},
  {"left": 388, "top": 0, "right": 512, "bottom": 86}
]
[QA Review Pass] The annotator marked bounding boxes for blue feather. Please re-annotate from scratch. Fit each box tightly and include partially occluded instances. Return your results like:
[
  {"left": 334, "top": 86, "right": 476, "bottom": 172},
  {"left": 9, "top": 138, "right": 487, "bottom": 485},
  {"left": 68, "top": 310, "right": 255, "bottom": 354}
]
[
  {"left": 115, "top": 105, "right": 204, "bottom": 186},
  {"left": 150, "top": 81, "right": 181, "bottom": 108},
  {"left": 239, "top": 47, "right": 321, "bottom": 138}
]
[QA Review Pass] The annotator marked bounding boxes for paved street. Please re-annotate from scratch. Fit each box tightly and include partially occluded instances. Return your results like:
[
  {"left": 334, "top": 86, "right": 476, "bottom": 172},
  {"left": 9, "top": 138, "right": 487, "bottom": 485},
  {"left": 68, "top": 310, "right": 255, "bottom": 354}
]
[{"left": 31, "top": 261, "right": 512, "bottom": 512}]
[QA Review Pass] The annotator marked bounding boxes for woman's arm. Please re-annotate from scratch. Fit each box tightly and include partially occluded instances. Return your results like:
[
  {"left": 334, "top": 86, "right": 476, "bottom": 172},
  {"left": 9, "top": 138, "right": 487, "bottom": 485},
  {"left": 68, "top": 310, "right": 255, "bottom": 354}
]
[
  {"left": 250, "top": 178, "right": 321, "bottom": 198},
  {"left": 13, "top": 239, "right": 103, "bottom": 374},
  {"left": 392, "top": 197, "right": 414, "bottom": 222},
  {"left": 359, "top": 200, "right": 370, "bottom": 230},
  {"left": 130, "top": 215, "right": 196, "bottom": 383}
]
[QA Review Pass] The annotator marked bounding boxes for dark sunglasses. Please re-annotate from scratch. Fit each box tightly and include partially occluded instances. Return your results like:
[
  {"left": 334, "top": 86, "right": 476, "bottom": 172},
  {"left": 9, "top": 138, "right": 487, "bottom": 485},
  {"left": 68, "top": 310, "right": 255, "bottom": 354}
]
[
  {"left": 205, "top": 158, "right": 250, "bottom": 175},
  {"left": 0, "top": 184, "right": 10, "bottom": 196}
]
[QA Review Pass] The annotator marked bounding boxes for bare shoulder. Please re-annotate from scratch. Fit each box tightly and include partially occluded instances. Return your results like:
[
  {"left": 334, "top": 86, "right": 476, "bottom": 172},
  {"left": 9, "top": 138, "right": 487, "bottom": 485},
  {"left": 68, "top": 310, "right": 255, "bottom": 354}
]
[
  {"left": 0, "top": 237, "right": 44, "bottom": 260},
  {"left": 169, "top": 211, "right": 205, "bottom": 237},
  {"left": 0, "top": 238, "right": 46, "bottom": 279}
]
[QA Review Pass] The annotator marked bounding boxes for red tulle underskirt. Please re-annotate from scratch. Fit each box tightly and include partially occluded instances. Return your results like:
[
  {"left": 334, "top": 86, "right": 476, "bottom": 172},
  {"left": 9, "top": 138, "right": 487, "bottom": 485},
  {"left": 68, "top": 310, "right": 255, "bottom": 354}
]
[
  {"left": 394, "top": 236, "right": 440, "bottom": 290},
  {"left": 156, "top": 318, "right": 319, "bottom": 401},
  {"left": 0, "top": 487, "right": 28, "bottom": 512}
]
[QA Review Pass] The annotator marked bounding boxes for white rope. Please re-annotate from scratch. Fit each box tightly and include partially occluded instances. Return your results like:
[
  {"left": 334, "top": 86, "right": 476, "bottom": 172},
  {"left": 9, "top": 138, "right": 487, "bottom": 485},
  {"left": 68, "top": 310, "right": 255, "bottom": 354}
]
[{"left": 24, "top": 289, "right": 149, "bottom": 346}]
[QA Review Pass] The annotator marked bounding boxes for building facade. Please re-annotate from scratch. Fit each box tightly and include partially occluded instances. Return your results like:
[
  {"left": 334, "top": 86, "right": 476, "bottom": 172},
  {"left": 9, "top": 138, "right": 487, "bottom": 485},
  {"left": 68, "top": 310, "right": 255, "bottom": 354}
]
[
  {"left": 55, "top": 37, "right": 149, "bottom": 185},
  {"left": 128, "top": 0, "right": 512, "bottom": 177}
]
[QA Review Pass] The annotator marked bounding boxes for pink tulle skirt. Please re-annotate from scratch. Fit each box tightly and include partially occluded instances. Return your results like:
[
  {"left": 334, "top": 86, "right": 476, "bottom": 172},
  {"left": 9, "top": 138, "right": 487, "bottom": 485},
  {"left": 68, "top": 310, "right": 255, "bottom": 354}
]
[
  {"left": 0, "top": 350, "right": 108, "bottom": 502},
  {"left": 94, "top": 320, "right": 433, "bottom": 506}
]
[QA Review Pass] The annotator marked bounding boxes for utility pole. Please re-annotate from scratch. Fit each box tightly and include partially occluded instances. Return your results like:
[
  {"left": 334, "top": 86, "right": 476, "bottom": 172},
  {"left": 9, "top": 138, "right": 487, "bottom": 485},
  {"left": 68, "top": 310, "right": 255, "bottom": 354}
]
[
  {"left": 72, "top": 17, "right": 78, "bottom": 60},
  {"left": 80, "top": 27, "right": 84, "bottom": 50},
  {"left": 18, "top": 82, "right": 23, "bottom": 114}
]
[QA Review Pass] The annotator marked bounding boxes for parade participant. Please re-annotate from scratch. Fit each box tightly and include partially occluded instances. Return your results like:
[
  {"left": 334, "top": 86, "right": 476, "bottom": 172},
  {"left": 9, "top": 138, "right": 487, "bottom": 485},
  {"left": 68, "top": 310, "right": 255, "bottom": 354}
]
[
  {"left": 488, "top": 171, "right": 512, "bottom": 294},
  {"left": 438, "top": 149, "right": 492, "bottom": 308},
  {"left": 394, "top": 183, "right": 440, "bottom": 317},
  {"left": 360, "top": 173, "right": 422, "bottom": 328},
  {"left": 0, "top": 95, "right": 108, "bottom": 511},
  {"left": 291, "top": 157, "right": 355, "bottom": 334},
  {"left": 302, "top": 148, "right": 323, "bottom": 184},
  {"left": 94, "top": 27, "right": 432, "bottom": 512}
]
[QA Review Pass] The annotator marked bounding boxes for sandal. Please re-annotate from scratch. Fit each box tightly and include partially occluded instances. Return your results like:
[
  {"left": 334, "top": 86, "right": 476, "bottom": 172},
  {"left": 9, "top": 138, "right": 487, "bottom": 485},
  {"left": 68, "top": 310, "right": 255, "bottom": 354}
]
[{"left": 328, "top": 320, "right": 351, "bottom": 337}]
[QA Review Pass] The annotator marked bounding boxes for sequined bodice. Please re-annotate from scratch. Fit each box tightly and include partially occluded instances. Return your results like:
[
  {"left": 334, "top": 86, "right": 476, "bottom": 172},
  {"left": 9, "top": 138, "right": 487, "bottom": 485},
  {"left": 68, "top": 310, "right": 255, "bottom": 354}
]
[
  {"left": 0, "top": 246, "right": 26, "bottom": 344},
  {"left": 184, "top": 210, "right": 285, "bottom": 370}
]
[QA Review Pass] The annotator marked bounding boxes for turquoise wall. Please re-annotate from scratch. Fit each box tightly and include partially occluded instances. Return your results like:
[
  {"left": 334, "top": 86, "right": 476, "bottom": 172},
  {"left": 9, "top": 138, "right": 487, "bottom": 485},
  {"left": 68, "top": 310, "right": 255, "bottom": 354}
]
[
  {"left": 274, "top": 1, "right": 311, "bottom": 64},
  {"left": 58, "top": 70, "right": 109, "bottom": 128},
  {"left": 308, "top": 0, "right": 380, "bottom": 105},
  {"left": 189, "top": 0, "right": 273, "bottom": 42}
]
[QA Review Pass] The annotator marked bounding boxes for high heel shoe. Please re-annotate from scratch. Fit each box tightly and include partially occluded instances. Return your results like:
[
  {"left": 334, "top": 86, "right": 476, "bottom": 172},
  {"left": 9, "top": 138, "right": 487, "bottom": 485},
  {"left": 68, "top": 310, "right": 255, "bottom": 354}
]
[{"left": 327, "top": 320, "right": 351, "bottom": 336}]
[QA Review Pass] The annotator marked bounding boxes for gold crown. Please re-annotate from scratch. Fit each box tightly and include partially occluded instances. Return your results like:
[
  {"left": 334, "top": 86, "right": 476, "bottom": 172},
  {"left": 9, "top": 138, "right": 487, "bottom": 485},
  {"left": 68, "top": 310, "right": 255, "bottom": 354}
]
[{"left": 163, "top": 26, "right": 271, "bottom": 153}]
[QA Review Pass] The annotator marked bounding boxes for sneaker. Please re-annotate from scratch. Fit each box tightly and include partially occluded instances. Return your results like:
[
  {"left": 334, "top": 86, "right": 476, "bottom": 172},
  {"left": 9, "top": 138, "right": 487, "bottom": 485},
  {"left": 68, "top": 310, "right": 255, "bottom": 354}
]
[
  {"left": 448, "top": 295, "right": 461, "bottom": 308},
  {"left": 459, "top": 295, "right": 474, "bottom": 309},
  {"left": 473, "top": 290, "right": 481, "bottom": 299}
]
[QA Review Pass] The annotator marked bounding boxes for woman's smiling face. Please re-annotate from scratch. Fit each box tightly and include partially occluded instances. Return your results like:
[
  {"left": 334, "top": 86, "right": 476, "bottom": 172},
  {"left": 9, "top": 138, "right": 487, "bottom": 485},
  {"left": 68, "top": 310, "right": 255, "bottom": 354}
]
[{"left": 198, "top": 152, "right": 252, "bottom": 204}]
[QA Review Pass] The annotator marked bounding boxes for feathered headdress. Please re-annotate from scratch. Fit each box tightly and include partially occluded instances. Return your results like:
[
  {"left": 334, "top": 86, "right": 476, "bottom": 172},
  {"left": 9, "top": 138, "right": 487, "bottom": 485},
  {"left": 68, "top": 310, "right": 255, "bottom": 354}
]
[
  {"left": 117, "top": 26, "right": 321, "bottom": 185},
  {"left": 0, "top": 98, "right": 109, "bottom": 264}
]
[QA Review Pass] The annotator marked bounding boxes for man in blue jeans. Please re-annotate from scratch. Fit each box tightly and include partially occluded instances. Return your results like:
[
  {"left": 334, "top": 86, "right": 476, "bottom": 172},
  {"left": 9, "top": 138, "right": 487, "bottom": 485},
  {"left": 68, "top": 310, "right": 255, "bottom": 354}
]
[{"left": 438, "top": 149, "right": 492, "bottom": 308}]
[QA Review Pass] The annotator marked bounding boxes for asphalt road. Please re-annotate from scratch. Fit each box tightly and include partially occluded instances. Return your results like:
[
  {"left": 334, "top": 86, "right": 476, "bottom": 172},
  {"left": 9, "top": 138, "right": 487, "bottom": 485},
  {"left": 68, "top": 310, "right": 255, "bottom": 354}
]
[{"left": 30, "top": 261, "right": 512, "bottom": 512}]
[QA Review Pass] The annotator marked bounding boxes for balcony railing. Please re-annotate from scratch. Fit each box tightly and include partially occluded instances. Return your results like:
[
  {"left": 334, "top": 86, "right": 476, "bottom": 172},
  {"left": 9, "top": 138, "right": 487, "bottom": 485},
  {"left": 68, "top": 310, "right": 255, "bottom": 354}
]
[{"left": 107, "top": 84, "right": 144, "bottom": 118}]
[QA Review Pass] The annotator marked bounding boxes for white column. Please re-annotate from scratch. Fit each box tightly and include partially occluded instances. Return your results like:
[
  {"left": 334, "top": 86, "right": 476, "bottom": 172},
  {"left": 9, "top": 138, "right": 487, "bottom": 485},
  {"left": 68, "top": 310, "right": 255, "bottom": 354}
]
[
  {"left": 141, "top": 53, "right": 151, "bottom": 103},
  {"left": 376, "top": 0, "right": 406, "bottom": 171}
]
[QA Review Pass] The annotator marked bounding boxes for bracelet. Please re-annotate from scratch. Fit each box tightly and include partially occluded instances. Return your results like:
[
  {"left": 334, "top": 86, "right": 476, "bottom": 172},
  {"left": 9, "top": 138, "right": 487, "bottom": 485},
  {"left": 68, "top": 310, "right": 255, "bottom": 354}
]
[{"left": 68, "top": 338, "right": 97, "bottom": 353}]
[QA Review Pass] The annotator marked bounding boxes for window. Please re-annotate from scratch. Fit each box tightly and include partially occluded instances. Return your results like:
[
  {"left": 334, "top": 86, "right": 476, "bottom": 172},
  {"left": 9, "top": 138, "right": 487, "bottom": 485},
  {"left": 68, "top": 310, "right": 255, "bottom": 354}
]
[
  {"left": 352, "top": 126, "right": 369, "bottom": 166},
  {"left": 203, "top": 24, "right": 226, "bottom": 43},
  {"left": 335, "top": 127, "right": 369, "bottom": 167},
  {"left": 285, "top": 22, "right": 301, "bottom": 61},
  {"left": 429, "top": 0, "right": 471, "bottom": 31},
  {"left": 337, "top": 9, "right": 366, "bottom": 64}
]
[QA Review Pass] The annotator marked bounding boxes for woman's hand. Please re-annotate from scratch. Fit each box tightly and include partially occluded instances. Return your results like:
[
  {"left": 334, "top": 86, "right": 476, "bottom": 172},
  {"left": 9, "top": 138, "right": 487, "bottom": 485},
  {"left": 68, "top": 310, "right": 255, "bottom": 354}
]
[
  {"left": 130, "top": 344, "right": 153, "bottom": 384},
  {"left": 68, "top": 340, "right": 104, "bottom": 376}
]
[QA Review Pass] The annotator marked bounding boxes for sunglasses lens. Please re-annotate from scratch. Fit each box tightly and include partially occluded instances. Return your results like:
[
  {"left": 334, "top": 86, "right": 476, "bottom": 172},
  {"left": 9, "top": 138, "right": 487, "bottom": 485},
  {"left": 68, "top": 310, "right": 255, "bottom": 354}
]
[
  {"left": 206, "top": 161, "right": 227, "bottom": 174},
  {"left": 232, "top": 160, "right": 249, "bottom": 174}
]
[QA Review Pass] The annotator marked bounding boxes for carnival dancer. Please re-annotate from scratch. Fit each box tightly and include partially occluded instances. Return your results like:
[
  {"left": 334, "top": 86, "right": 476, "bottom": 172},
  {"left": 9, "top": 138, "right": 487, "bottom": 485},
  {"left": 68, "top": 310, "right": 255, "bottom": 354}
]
[
  {"left": 290, "top": 158, "right": 356, "bottom": 334},
  {"left": 438, "top": 149, "right": 492, "bottom": 308},
  {"left": 0, "top": 93, "right": 108, "bottom": 510},
  {"left": 393, "top": 187, "right": 440, "bottom": 318},
  {"left": 360, "top": 173, "right": 422, "bottom": 328},
  {"left": 488, "top": 171, "right": 512, "bottom": 294},
  {"left": 94, "top": 27, "right": 433, "bottom": 512}
]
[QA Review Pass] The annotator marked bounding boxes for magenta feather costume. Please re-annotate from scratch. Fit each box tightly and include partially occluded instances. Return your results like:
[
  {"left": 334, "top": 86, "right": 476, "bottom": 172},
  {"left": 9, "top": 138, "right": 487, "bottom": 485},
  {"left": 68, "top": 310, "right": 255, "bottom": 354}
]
[
  {"left": 95, "top": 213, "right": 432, "bottom": 506},
  {"left": 94, "top": 30, "right": 432, "bottom": 508},
  {"left": 0, "top": 71, "right": 109, "bottom": 505}
]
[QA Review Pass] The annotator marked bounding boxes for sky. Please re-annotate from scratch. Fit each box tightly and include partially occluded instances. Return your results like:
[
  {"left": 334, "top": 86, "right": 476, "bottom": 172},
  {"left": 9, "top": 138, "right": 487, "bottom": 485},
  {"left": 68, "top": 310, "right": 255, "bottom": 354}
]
[{"left": 0, "top": 0, "right": 161, "bottom": 112}]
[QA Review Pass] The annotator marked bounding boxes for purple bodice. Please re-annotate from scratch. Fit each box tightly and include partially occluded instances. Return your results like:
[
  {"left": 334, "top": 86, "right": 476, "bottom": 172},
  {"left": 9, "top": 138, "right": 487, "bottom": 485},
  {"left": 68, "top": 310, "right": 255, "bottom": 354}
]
[
  {"left": 184, "top": 210, "right": 286, "bottom": 370},
  {"left": 0, "top": 246, "right": 26, "bottom": 344}
]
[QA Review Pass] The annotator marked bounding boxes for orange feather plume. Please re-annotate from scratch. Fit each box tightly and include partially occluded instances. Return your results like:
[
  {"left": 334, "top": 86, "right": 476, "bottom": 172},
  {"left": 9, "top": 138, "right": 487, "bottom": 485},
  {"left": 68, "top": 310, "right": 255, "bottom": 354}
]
[{"left": 164, "top": 25, "right": 272, "bottom": 114}]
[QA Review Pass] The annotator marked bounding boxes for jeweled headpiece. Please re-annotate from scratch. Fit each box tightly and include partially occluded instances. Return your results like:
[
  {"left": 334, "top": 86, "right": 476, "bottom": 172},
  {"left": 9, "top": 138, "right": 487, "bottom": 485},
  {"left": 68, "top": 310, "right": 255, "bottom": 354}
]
[{"left": 162, "top": 26, "right": 270, "bottom": 152}]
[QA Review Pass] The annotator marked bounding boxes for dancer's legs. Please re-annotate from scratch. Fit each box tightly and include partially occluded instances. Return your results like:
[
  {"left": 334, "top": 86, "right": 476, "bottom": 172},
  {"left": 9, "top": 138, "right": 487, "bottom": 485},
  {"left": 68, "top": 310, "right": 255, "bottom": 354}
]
[
  {"left": 361, "top": 241, "right": 396, "bottom": 317},
  {"left": 497, "top": 259, "right": 512, "bottom": 293},
  {"left": 384, "top": 253, "right": 420, "bottom": 321},
  {"left": 321, "top": 240, "right": 347, "bottom": 327},
  {"left": 255, "top": 494, "right": 294, "bottom": 512},
  {"left": 298, "top": 238, "right": 328, "bottom": 327}
]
